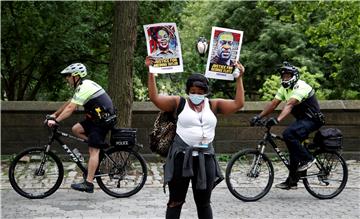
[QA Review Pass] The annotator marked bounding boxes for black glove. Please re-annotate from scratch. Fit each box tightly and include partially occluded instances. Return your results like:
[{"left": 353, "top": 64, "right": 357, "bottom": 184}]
[
  {"left": 266, "top": 117, "right": 279, "bottom": 127},
  {"left": 44, "top": 114, "right": 55, "bottom": 125},
  {"left": 44, "top": 114, "right": 59, "bottom": 127},
  {"left": 250, "top": 115, "right": 261, "bottom": 126}
]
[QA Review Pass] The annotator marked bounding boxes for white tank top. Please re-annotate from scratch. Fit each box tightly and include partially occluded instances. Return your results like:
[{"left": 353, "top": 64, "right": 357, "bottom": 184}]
[{"left": 176, "top": 98, "right": 217, "bottom": 147}]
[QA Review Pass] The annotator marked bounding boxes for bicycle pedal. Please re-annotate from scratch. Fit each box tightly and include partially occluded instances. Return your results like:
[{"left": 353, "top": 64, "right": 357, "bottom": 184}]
[{"left": 319, "top": 181, "right": 330, "bottom": 186}]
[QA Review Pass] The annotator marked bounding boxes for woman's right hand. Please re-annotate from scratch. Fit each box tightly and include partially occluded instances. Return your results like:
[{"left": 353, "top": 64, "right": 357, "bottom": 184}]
[
  {"left": 145, "top": 56, "right": 155, "bottom": 68},
  {"left": 146, "top": 56, "right": 158, "bottom": 77}
]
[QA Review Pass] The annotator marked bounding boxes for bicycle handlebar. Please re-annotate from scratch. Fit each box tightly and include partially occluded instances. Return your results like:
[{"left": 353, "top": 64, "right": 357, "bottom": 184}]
[
  {"left": 253, "top": 119, "right": 266, "bottom": 127},
  {"left": 251, "top": 118, "right": 276, "bottom": 132},
  {"left": 45, "top": 114, "right": 56, "bottom": 120}
]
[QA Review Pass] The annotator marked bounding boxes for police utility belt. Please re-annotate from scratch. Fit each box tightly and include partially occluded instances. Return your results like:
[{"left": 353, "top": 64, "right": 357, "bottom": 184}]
[
  {"left": 87, "top": 106, "right": 117, "bottom": 126},
  {"left": 302, "top": 90, "right": 325, "bottom": 125}
]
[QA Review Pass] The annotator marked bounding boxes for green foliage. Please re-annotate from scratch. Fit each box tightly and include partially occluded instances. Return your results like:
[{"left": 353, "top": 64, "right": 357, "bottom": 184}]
[
  {"left": 2, "top": 1, "right": 359, "bottom": 102},
  {"left": 259, "top": 75, "right": 280, "bottom": 101},
  {"left": 258, "top": 1, "right": 360, "bottom": 100},
  {"left": 133, "top": 74, "right": 148, "bottom": 101},
  {"left": 217, "top": 154, "right": 231, "bottom": 162},
  {"left": 1, "top": 1, "right": 113, "bottom": 100},
  {"left": 297, "top": 1, "right": 360, "bottom": 99}
]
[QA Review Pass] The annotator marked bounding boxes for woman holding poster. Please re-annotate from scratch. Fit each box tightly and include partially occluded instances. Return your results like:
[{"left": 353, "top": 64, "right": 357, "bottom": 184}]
[{"left": 146, "top": 56, "right": 245, "bottom": 219}]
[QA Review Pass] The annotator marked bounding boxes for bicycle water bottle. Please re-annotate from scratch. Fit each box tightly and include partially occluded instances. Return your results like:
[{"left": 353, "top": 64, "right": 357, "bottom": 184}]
[{"left": 72, "top": 148, "right": 84, "bottom": 162}]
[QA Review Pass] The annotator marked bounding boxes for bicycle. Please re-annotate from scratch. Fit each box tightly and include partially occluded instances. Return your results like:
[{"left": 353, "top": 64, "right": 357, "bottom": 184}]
[
  {"left": 8, "top": 116, "right": 148, "bottom": 199},
  {"left": 225, "top": 118, "right": 348, "bottom": 202}
]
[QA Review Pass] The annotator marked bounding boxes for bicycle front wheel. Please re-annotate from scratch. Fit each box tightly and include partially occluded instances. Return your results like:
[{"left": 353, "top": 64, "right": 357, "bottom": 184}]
[
  {"left": 226, "top": 149, "right": 274, "bottom": 202},
  {"left": 8, "top": 147, "right": 64, "bottom": 199},
  {"left": 96, "top": 147, "right": 147, "bottom": 198},
  {"left": 303, "top": 150, "right": 348, "bottom": 199}
]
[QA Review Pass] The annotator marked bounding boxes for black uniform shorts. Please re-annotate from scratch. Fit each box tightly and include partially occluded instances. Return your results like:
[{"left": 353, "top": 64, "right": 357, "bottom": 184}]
[{"left": 80, "top": 119, "right": 111, "bottom": 149}]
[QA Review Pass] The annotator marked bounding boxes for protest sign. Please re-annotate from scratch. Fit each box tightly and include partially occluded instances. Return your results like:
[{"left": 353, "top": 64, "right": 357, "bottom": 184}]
[
  {"left": 205, "top": 27, "right": 243, "bottom": 80},
  {"left": 144, "top": 23, "right": 183, "bottom": 74}
]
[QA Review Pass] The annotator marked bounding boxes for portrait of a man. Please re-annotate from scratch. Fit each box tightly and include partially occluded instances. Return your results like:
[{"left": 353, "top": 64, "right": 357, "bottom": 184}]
[
  {"left": 210, "top": 32, "right": 235, "bottom": 66},
  {"left": 206, "top": 27, "right": 243, "bottom": 80}
]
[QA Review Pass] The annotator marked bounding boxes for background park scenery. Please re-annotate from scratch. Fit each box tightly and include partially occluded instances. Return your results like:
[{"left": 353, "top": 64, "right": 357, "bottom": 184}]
[
  {"left": 2, "top": 1, "right": 359, "bottom": 103},
  {"left": 1, "top": 1, "right": 359, "bottom": 156}
]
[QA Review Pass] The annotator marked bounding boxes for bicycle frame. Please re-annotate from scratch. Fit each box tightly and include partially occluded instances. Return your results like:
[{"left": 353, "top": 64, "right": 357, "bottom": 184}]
[
  {"left": 44, "top": 126, "right": 139, "bottom": 179},
  {"left": 257, "top": 125, "right": 346, "bottom": 181},
  {"left": 45, "top": 127, "right": 88, "bottom": 174},
  {"left": 256, "top": 126, "right": 291, "bottom": 169}
]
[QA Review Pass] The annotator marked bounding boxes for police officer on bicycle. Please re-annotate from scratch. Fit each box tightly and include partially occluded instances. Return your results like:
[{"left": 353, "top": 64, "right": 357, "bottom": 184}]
[
  {"left": 250, "top": 62, "right": 325, "bottom": 190},
  {"left": 47, "top": 63, "right": 116, "bottom": 193}
]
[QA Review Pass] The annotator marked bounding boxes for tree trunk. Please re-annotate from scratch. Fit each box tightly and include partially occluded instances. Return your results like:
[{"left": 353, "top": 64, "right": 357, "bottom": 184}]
[{"left": 108, "top": 1, "right": 138, "bottom": 128}]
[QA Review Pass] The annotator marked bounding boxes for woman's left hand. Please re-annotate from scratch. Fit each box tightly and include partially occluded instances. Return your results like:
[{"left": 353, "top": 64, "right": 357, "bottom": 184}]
[{"left": 233, "top": 61, "right": 245, "bottom": 79}]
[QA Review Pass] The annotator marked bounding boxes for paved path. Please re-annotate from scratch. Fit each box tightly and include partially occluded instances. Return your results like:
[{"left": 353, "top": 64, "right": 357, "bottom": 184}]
[{"left": 1, "top": 161, "right": 360, "bottom": 219}]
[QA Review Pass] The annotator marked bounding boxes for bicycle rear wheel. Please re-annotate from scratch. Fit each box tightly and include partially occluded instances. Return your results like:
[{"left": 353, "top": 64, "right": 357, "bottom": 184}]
[
  {"left": 8, "top": 147, "right": 64, "bottom": 199},
  {"left": 96, "top": 146, "right": 147, "bottom": 198},
  {"left": 225, "top": 149, "right": 274, "bottom": 202},
  {"left": 303, "top": 150, "right": 348, "bottom": 199}
]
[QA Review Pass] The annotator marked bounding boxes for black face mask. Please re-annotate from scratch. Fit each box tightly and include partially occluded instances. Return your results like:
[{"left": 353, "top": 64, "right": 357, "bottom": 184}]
[{"left": 281, "top": 74, "right": 297, "bottom": 89}]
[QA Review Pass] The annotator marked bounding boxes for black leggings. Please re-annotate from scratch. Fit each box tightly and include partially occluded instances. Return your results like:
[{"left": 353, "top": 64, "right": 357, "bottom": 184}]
[{"left": 166, "top": 153, "right": 216, "bottom": 219}]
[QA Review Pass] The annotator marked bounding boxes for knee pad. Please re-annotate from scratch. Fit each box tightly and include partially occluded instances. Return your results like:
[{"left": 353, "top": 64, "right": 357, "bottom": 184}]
[{"left": 167, "top": 201, "right": 185, "bottom": 208}]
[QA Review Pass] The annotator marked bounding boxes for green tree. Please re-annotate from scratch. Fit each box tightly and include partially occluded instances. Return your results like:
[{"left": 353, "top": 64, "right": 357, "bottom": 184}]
[
  {"left": 260, "top": 1, "right": 360, "bottom": 99},
  {"left": 298, "top": 1, "right": 360, "bottom": 99},
  {"left": 1, "top": 1, "right": 113, "bottom": 101},
  {"left": 3, "top": 1, "right": 358, "bottom": 102}
]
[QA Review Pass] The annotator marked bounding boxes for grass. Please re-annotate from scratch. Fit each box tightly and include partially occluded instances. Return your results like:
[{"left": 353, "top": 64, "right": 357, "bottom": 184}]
[{"left": 1, "top": 154, "right": 17, "bottom": 163}]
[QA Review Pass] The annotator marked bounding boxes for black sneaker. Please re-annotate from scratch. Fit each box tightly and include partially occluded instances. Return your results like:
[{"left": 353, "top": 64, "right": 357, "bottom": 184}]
[
  {"left": 297, "top": 158, "right": 316, "bottom": 172},
  {"left": 71, "top": 181, "right": 94, "bottom": 193},
  {"left": 275, "top": 178, "right": 298, "bottom": 190}
]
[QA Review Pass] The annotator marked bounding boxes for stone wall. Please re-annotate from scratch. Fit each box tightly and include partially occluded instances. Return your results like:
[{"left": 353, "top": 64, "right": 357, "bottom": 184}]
[{"left": 2, "top": 100, "right": 360, "bottom": 159}]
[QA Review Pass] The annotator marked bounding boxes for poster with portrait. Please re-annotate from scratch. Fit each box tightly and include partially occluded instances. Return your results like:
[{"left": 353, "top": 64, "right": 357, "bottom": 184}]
[
  {"left": 205, "top": 27, "right": 243, "bottom": 81},
  {"left": 143, "top": 23, "right": 183, "bottom": 74}
]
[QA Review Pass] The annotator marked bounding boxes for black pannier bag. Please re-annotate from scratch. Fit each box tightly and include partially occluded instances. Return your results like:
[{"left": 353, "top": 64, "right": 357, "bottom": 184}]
[
  {"left": 313, "top": 128, "right": 343, "bottom": 151},
  {"left": 110, "top": 128, "right": 137, "bottom": 146}
]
